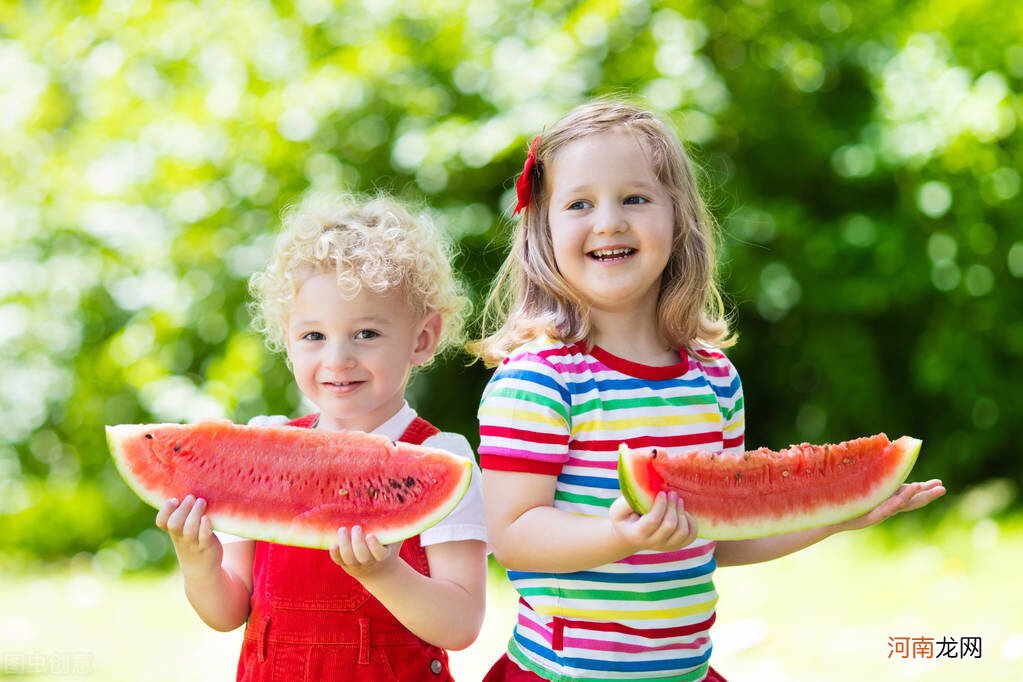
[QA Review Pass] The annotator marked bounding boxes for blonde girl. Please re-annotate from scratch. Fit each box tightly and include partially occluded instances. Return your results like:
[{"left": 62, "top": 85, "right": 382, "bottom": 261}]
[{"left": 470, "top": 100, "right": 945, "bottom": 682}]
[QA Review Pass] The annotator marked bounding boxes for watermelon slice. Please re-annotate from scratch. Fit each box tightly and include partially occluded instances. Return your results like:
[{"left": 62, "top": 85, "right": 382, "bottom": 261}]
[
  {"left": 618, "top": 434, "right": 921, "bottom": 540},
  {"left": 107, "top": 421, "right": 472, "bottom": 549}
]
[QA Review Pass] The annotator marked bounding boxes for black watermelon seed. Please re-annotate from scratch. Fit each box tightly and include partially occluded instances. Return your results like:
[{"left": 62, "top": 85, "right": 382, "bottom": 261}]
[
  {"left": 404, "top": 476, "right": 416, "bottom": 488},
  {"left": 144, "top": 433, "right": 153, "bottom": 440},
  {"left": 389, "top": 479, "right": 401, "bottom": 489},
  {"left": 173, "top": 443, "right": 181, "bottom": 452}
]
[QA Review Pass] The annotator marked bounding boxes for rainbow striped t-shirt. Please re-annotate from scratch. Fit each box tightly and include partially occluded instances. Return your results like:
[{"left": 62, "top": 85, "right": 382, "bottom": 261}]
[{"left": 478, "top": 338, "right": 744, "bottom": 682}]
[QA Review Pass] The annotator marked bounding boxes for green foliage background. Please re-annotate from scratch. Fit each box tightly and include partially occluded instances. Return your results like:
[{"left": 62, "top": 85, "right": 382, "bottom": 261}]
[{"left": 1, "top": 0, "right": 1020, "bottom": 566}]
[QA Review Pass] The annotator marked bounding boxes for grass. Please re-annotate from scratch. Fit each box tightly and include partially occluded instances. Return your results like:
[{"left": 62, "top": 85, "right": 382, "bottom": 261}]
[
  {"left": 2, "top": 504, "right": 1021, "bottom": 680},
  {"left": 710, "top": 513, "right": 1023, "bottom": 680}
]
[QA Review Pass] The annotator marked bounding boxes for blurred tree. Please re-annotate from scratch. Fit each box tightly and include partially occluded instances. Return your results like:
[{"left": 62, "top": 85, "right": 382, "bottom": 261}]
[{"left": 0, "top": 0, "right": 1019, "bottom": 564}]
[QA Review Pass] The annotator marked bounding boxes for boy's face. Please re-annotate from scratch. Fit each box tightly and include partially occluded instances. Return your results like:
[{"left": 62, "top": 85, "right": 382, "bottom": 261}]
[{"left": 284, "top": 273, "right": 440, "bottom": 433}]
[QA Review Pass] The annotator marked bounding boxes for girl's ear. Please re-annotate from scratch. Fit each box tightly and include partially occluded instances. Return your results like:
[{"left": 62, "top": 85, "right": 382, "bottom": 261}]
[{"left": 411, "top": 312, "right": 443, "bottom": 366}]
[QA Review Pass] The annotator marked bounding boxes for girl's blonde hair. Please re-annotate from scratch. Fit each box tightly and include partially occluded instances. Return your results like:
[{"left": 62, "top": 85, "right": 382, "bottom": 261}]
[
  {"left": 468, "top": 99, "right": 733, "bottom": 367},
  {"left": 250, "top": 193, "right": 470, "bottom": 366}
]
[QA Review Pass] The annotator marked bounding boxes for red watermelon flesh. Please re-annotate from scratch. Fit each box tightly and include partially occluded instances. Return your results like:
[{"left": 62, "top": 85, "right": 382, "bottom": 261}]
[
  {"left": 107, "top": 421, "right": 472, "bottom": 549},
  {"left": 618, "top": 434, "right": 921, "bottom": 540}
]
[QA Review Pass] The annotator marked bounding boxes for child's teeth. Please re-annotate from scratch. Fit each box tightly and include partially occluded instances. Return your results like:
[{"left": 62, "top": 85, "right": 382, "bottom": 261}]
[{"left": 592, "top": 248, "right": 632, "bottom": 259}]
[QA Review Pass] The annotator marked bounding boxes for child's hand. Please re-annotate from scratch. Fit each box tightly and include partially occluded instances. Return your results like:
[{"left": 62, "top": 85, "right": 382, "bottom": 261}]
[
  {"left": 609, "top": 491, "right": 698, "bottom": 553},
  {"left": 329, "top": 526, "right": 400, "bottom": 580},
  {"left": 155, "top": 495, "right": 223, "bottom": 574},
  {"left": 833, "top": 479, "right": 946, "bottom": 533}
]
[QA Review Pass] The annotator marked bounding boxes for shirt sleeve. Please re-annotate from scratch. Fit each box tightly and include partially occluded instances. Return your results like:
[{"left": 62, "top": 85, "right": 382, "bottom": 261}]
[
  {"left": 692, "top": 347, "right": 745, "bottom": 455},
  {"left": 476, "top": 351, "right": 571, "bottom": 476},
  {"left": 213, "top": 531, "right": 254, "bottom": 545},
  {"left": 418, "top": 431, "right": 488, "bottom": 548},
  {"left": 247, "top": 414, "right": 291, "bottom": 427},
  {"left": 718, "top": 357, "right": 745, "bottom": 454}
]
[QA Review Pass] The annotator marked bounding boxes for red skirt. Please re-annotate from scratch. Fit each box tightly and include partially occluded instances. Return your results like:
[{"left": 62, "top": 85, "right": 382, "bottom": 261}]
[{"left": 483, "top": 653, "right": 728, "bottom": 681}]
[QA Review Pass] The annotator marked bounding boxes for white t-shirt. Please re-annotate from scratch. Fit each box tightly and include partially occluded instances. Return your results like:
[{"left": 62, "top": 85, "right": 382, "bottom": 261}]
[{"left": 217, "top": 402, "right": 487, "bottom": 548}]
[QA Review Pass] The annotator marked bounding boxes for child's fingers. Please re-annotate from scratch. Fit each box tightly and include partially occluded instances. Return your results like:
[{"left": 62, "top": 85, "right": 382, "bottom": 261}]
[
  {"left": 611, "top": 492, "right": 695, "bottom": 550},
  {"left": 181, "top": 498, "right": 207, "bottom": 539},
  {"left": 838, "top": 481, "right": 940, "bottom": 532},
  {"left": 154, "top": 497, "right": 179, "bottom": 529},
  {"left": 873, "top": 487, "right": 909, "bottom": 521},
  {"left": 609, "top": 496, "right": 640, "bottom": 524},
  {"left": 870, "top": 482, "right": 924, "bottom": 524},
  {"left": 659, "top": 498, "right": 696, "bottom": 548},
  {"left": 675, "top": 510, "right": 698, "bottom": 546},
  {"left": 911, "top": 479, "right": 945, "bottom": 497},
  {"left": 365, "top": 534, "right": 389, "bottom": 562},
  {"left": 651, "top": 492, "right": 680, "bottom": 542},
  {"left": 199, "top": 514, "right": 215, "bottom": 543},
  {"left": 662, "top": 497, "right": 688, "bottom": 540},
  {"left": 634, "top": 492, "right": 668, "bottom": 534},
  {"left": 895, "top": 482, "right": 923, "bottom": 508},
  {"left": 349, "top": 526, "right": 374, "bottom": 564},
  {"left": 334, "top": 528, "right": 357, "bottom": 565},
  {"left": 165, "top": 495, "right": 196, "bottom": 534},
  {"left": 904, "top": 482, "right": 946, "bottom": 511}
]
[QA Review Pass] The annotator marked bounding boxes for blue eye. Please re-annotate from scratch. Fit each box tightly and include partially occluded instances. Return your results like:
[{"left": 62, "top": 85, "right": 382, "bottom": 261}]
[
  {"left": 568, "top": 200, "right": 592, "bottom": 210},
  {"left": 624, "top": 195, "right": 649, "bottom": 205},
  {"left": 355, "top": 329, "right": 380, "bottom": 340},
  {"left": 301, "top": 331, "right": 325, "bottom": 341}
]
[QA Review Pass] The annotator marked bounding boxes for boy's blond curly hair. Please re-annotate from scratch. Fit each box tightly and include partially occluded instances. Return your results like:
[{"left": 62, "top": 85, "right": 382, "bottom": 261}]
[{"left": 249, "top": 193, "right": 469, "bottom": 367}]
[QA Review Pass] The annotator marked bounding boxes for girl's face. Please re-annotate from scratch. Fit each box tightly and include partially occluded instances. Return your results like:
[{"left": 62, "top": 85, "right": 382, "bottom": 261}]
[
  {"left": 284, "top": 273, "right": 440, "bottom": 433},
  {"left": 546, "top": 129, "right": 675, "bottom": 322}
]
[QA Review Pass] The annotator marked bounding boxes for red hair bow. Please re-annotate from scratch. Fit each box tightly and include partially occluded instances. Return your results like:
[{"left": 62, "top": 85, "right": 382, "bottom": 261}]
[{"left": 513, "top": 136, "right": 540, "bottom": 216}]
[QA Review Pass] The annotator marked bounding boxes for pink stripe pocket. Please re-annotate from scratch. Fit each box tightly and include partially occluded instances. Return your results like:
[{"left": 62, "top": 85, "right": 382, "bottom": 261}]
[{"left": 618, "top": 543, "right": 716, "bottom": 565}]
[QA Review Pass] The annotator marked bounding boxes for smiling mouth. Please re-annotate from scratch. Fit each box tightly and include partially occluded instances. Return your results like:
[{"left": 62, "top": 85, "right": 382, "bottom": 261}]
[{"left": 587, "top": 247, "right": 636, "bottom": 261}]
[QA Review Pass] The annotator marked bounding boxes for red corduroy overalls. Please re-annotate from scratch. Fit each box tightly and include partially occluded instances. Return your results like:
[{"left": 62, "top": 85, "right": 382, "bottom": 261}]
[{"left": 236, "top": 414, "right": 454, "bottom": 682}]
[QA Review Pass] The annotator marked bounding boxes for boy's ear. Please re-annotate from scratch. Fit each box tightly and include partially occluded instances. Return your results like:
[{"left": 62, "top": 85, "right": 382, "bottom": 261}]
[
  {"left": 281, "top": 323, "right": 292, "bottom": 355},
  {"left": 411, "top": 312, "right": 443, "bottom": 366}
]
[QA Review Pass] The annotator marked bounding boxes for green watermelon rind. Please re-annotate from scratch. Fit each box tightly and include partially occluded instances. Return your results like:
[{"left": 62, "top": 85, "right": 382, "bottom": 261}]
[
  {"left": 617, "top": 436, "right": 922, "bottom": 541},
  {"left": 617, "top": 443, "right": 656, "bottom": 514},
  {"left": 706, "top": 436, "right": 922, "bottom": 540},
  {"left": 107, "top": 424, "right": 171, "bottom": 511},
  {"left": 106, "top": 423, "right": 473, "bottom": 549}
]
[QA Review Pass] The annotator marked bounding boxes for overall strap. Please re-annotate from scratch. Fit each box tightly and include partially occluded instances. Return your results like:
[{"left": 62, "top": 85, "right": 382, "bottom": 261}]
[
  {"left": 397, "top": 416, "right": 440, "bottom": 445},
  {"left": 285, "top": 414, "right": 438, "bottom": 442},
  {"left": 395, "top": 415, "right": 441, "bottom": 578},
  {"left": 287, "top": 414, "right": 319, "bottom": 428}
]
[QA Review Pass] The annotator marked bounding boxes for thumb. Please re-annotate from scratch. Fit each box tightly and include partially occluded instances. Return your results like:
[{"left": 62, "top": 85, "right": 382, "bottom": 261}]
[
  {"left": 681, "top": 510, "right": 699, "bottom": 542},
  {"left": 609, "top": 496, "right": 639, "bottom": 523}
]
